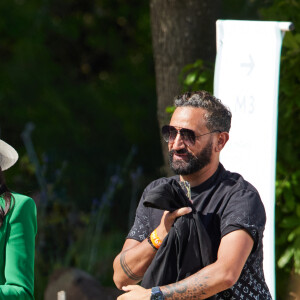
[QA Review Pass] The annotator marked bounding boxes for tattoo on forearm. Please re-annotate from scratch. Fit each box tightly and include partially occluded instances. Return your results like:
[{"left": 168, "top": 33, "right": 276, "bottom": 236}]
[
  {"left": 162, "top": 276, "right": 209, "bottom": 299},
  {"left": 120, "top": 251, "right": 143, "bottom": 281}
]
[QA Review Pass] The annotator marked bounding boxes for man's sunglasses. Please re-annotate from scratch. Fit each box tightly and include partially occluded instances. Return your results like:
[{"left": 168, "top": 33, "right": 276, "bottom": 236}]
[{"left": 161, "top": 125, "right": 221, "bottom": 146}]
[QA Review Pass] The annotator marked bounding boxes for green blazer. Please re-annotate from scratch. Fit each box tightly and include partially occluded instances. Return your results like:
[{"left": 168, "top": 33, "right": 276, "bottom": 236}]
[{"left": 0, "top": 193, "right": 37, "bottom": 299}]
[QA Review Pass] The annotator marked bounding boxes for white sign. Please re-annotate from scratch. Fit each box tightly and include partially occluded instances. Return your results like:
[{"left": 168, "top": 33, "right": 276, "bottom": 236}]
[{"left": 214, "top": 20, "right": 292, "bottom": 299}]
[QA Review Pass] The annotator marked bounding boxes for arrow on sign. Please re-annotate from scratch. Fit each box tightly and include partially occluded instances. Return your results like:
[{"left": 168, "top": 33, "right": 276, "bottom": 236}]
[{"left": 241, "top": 55, "right": 254, "bottom": 76}]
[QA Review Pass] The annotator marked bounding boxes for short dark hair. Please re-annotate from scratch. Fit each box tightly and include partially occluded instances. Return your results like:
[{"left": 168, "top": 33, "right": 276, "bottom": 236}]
[{"left": 174, "top": 90, "right": 232, "bottom": 132}]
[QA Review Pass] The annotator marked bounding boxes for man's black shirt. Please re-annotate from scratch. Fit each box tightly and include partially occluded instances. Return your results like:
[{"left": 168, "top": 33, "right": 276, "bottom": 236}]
[{"left": 127, "top": 164, "right": 272, "bottom": 299}]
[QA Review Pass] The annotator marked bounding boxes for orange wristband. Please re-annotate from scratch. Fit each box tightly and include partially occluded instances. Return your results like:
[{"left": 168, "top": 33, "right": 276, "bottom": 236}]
[{"left": 150, "top": 229, "right": 162, "bottom": 249}]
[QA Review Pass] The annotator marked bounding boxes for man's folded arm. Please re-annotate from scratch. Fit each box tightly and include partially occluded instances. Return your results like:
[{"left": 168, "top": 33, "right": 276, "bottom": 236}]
[
  {"left": 113, "top": 238, "right": 157, "bottom": 289},
  {"left": 160, "top": 229, "right": 254, "bottom": 299}
]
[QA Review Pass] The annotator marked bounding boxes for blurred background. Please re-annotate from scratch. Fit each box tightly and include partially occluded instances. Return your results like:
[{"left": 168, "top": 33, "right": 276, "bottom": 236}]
[{"left": 0, "top": 0, "right": 299, "bottom": 299}]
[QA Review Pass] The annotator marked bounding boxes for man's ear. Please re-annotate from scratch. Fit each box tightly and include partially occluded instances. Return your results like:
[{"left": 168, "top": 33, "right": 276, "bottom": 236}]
[{"left": 215, "top": 132, "right": 229, "bottom": 152}]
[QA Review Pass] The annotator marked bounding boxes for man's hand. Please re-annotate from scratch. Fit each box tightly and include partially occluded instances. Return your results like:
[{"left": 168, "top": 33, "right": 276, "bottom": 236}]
[
  {"left": 156, "top": 207, "right": 192, "bottom": 240},
  {"left": 117, "top": 285, "right": 151, "bottom": 300}
]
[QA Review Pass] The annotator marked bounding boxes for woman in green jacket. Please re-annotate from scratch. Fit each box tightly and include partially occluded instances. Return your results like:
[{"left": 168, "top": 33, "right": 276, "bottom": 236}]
[{"left": 0, "top": 139, "right": 37, "bottom": 299}]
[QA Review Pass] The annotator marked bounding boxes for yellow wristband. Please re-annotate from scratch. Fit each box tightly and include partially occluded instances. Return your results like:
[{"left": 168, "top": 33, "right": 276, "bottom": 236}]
[{"left": 150, "top": 229, "right": 162, "bottom": 249}]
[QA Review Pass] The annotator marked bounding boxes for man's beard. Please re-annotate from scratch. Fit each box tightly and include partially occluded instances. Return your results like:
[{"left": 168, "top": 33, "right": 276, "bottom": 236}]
[{"left": 169, "top": 140, "right": 213, "bottom": 175}]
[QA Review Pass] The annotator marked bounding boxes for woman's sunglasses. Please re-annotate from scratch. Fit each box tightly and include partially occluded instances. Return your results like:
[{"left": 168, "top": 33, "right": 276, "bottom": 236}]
[{"left": 161, "top": 125, "right": 221, "bottom": 146}]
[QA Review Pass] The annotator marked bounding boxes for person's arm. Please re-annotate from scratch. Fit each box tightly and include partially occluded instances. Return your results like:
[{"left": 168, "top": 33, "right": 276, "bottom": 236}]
[
  {"left": 117, "top": 229, "right": 254, "bottom": 299},
  {"left": 0, "top": 196, "right": 37, "bottom": 300},
  {"left": 113, "top": 237, "right": 156, "bottom": 289},
  {"left": 113, "top": 207, "right": 192, "bottom": 289}
]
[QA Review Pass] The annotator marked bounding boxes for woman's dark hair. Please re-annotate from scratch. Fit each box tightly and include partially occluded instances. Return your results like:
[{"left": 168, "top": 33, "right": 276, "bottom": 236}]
[{"left": 0, "top": 167, "right": 14, "bottom": 228}]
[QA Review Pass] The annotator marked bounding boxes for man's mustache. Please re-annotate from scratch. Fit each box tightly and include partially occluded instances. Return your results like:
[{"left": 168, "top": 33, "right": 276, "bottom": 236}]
[{"left": 170, "top": 149, "right": 189, "bottom": 155}]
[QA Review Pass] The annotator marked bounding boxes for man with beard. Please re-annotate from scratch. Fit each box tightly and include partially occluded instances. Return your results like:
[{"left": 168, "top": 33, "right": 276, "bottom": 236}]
[{"left": 113, "top": 91, "right": 272, "bottom": 299}]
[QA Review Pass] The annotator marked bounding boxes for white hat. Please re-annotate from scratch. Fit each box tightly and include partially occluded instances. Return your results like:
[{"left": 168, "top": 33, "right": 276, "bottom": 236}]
[{"left": 0, "top": 139, "right": 19, "bottom": 171}]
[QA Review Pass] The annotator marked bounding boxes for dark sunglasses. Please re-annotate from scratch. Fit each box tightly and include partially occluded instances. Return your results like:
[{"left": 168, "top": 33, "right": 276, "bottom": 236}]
[{"left": 161, "top": 125, "right": 221, "bottom": 146}]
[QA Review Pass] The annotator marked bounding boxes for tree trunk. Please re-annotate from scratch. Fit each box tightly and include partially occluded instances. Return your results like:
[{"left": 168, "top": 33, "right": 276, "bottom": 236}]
[{"left": 150, "top": 0, "right": 221, "bottom": 175}]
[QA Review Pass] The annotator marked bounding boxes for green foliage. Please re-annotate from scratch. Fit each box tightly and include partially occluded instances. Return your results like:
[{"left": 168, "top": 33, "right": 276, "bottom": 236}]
[
  {"left": 259, "top": 1, "right": 300, "bottom": 298},
  {"left": 34, "top": 146, "right": 142, "bottom": 299},
  {"left": 165, "top": 105, "right": 176, "bottom": 116},
  {"left": 0, "top": 0, "right": 162, "bottom": 207},
  {"left": 0, "top": 0, "right": 162, "bottom": 298},
  {"left": 166, "top": 59, "right": 214, "bottom": 117},
  {"left": 180, "top": 59, "right": 214, "bottom": 93}
]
